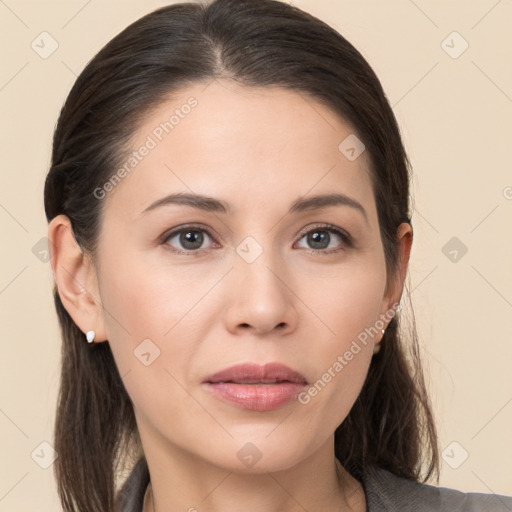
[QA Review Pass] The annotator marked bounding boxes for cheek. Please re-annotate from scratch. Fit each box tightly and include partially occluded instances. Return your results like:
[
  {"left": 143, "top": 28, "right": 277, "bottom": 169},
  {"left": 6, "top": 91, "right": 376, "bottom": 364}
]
[
  {"left": 94, "top": 247, "right": 198, "bottom": 380},
  {"left": 299, "top": 251, "right": 387, "bottom": 347},
  {"left": 95, "top": 245, "right": 228, "bottom": 398},
  {"left": 97, "top": 244, "right": 217, "bottom": 343},
  {"left": 95, "top": 251, "right": 207, "bottom": 431},
  {"left": 294, "top": 256, "right": 386, "bottom": 430}
]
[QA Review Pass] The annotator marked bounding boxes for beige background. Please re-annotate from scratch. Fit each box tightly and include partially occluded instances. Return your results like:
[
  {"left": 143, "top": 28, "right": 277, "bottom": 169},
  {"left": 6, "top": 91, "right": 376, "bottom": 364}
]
[{"left": 1, "top": 0, "right": 511, "bottom": 509}]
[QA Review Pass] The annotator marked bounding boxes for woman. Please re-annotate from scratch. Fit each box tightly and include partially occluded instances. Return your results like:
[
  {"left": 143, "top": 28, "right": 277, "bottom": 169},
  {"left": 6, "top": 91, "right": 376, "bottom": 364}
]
[{"left": 44, "top": 0, "right": 511, "bottom": 511}]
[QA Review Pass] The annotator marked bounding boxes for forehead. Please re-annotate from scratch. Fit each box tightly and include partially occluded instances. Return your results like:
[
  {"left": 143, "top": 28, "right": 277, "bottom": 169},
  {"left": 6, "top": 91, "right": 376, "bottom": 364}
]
[{"left": 104, "top": 79, "right": 376, "bottom": 222}]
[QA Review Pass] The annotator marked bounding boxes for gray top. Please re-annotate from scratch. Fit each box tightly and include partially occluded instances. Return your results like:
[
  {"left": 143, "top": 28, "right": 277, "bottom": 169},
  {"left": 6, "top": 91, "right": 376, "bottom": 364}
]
[{"left": 116, "top": 457, "right": 512, "bottom": 511}]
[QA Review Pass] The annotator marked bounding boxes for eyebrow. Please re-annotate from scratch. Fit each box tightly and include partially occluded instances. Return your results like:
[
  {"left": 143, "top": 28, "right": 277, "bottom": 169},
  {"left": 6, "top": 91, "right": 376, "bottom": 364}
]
[
  {"left": 289, "top": 193, "right": 368, "bottom": 223},
  {"left": 141, "top": 192, "right": 368, "bottom": 223}
]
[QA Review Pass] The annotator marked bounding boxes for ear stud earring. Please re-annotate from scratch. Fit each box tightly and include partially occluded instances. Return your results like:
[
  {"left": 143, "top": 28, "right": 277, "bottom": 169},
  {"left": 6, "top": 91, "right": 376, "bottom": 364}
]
[
  {"left": 373, "top": 329, "right": 385, "bottom": 355},
  {"left": 86, "top": 330, "right": 95, "bottom": 343}
]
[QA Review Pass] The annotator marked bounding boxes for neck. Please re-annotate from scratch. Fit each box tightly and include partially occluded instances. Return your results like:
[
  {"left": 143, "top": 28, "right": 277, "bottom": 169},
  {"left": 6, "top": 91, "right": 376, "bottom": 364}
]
[{"left": 141, "top": 440, "right": 365, "bottom": 512}]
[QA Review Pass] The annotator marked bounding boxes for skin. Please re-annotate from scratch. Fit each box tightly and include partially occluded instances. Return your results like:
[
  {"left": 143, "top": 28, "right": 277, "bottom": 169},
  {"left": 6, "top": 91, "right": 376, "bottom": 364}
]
[{"left": 49, "top": 79, "right": 412, "bottom": 512}]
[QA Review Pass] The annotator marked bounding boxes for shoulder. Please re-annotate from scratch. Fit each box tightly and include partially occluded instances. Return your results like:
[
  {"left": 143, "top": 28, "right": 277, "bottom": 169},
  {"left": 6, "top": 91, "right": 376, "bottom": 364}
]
[
  {"left": 115, "top": 457, "right": 150, "bottom": 512},
  {"left": 362, "top": 465, "right": 512, "bottom": 512}
]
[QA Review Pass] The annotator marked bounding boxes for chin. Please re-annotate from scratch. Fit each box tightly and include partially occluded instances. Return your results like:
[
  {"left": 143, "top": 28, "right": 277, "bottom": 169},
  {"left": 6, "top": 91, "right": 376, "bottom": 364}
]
[{"left": 199, "top": 434, "right": 313, "bottom": 474}]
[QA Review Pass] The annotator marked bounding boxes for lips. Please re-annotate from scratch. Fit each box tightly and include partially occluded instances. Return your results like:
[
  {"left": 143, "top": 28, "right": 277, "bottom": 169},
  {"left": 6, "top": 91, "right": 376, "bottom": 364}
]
[
  {"left": 203, "top": 362, "right": 308, "bottom": 385},
  {"left": 202, "top": 362, "right": 308, "bottom": 411}
]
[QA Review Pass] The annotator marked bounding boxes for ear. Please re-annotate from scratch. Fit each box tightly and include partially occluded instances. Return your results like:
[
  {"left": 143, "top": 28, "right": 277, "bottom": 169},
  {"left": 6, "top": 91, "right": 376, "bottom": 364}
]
[
  {"left": 380, "top": 222, "right": 413, "bottom": 325},
  {"left": 48, "top": 215, "right": 108, "bottom": 343}
]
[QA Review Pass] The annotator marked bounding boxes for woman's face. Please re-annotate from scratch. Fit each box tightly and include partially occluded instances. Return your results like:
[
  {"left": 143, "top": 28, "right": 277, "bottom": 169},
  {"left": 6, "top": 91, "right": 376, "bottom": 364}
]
[{"left": 90, "top": 79, "right": 405, "bottom": 472}]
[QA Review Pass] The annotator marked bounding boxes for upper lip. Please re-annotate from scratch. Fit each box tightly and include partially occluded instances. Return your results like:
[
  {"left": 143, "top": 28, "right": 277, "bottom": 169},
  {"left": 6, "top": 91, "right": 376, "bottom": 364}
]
[{"left": 203, "top": 362, "right": 308, "bottom": 385}]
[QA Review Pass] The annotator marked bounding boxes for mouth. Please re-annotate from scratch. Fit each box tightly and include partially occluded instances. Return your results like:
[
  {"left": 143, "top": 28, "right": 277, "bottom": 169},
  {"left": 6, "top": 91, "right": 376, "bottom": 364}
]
[
  {"left": 203, "top": 362, "right": 308, "bottom": 385},
  {"left": 202, "top": 362, "right": 308, "bottom": 411},
  {"left": 211, "top": 378, "right": 297, "bottom": 384}
]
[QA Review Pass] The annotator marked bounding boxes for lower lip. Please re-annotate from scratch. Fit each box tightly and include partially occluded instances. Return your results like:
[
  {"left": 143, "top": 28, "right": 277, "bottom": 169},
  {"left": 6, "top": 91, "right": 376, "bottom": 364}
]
[{"left": 203, "top": 382, "right": 307, "bottom": 411}]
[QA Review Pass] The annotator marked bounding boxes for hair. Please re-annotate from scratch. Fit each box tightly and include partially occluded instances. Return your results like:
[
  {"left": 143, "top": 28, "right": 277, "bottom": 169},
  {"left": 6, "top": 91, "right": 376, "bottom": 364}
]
[{"left": 44, "top": 0, "right": 439, "bottom": 510}]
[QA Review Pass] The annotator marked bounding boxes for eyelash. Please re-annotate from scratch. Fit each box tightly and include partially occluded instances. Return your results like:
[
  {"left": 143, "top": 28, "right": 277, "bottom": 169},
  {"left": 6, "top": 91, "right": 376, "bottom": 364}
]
[{"left": 161, "top": 223, "right": 352, "bottom": 257}]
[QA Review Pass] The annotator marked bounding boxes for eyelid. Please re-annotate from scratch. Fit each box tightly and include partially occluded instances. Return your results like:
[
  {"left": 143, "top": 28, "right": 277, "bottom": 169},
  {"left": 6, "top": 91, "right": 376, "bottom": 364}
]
[{"left": 295, "top": 222, "right": 351, "bottom": 241}]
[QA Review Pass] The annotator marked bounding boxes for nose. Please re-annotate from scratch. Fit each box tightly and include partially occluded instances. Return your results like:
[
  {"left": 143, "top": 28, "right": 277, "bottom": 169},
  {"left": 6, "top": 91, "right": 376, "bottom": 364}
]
[{"left": 224, "top": 248, "right": 298, "bottom": 336}]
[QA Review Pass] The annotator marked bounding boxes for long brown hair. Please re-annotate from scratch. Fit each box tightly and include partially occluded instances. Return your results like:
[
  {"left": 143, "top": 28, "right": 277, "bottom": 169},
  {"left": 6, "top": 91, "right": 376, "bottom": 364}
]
[{"left": 44, "top": 0, "right": 439, "bottom": 510}]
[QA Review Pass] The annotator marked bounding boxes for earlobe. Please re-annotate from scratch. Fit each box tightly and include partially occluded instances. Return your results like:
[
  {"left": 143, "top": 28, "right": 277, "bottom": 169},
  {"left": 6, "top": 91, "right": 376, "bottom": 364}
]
[{"left": 48, "top": 214, "right": 107, "bottom": 343}]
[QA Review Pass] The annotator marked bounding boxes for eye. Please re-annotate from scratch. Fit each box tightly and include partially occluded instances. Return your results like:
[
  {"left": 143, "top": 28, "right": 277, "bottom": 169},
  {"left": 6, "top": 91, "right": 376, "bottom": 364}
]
[
  {"left": 161, "top": 223, "right": 351, "bottom": 256},
  {"left": 295, "top": 224, "right": 351, "bottom": 255},
  {"left": 162, "top": 225, "right": 217, "bottom": 255}
]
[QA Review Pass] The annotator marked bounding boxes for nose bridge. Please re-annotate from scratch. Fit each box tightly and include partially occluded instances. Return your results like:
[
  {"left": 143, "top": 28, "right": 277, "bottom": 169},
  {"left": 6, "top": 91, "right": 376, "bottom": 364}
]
[
  {"left": 236, "top": 234, "right": 285, "bottom": 301},
  {"left": 225, "top": 233, "right": 297, "bottom": 334}
]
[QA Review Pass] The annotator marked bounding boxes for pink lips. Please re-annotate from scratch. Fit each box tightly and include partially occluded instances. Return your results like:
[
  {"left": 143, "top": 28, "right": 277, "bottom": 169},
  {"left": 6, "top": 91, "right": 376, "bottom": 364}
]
[{"left": 202, "top": 362, "right": 308, "bottom": 411}]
